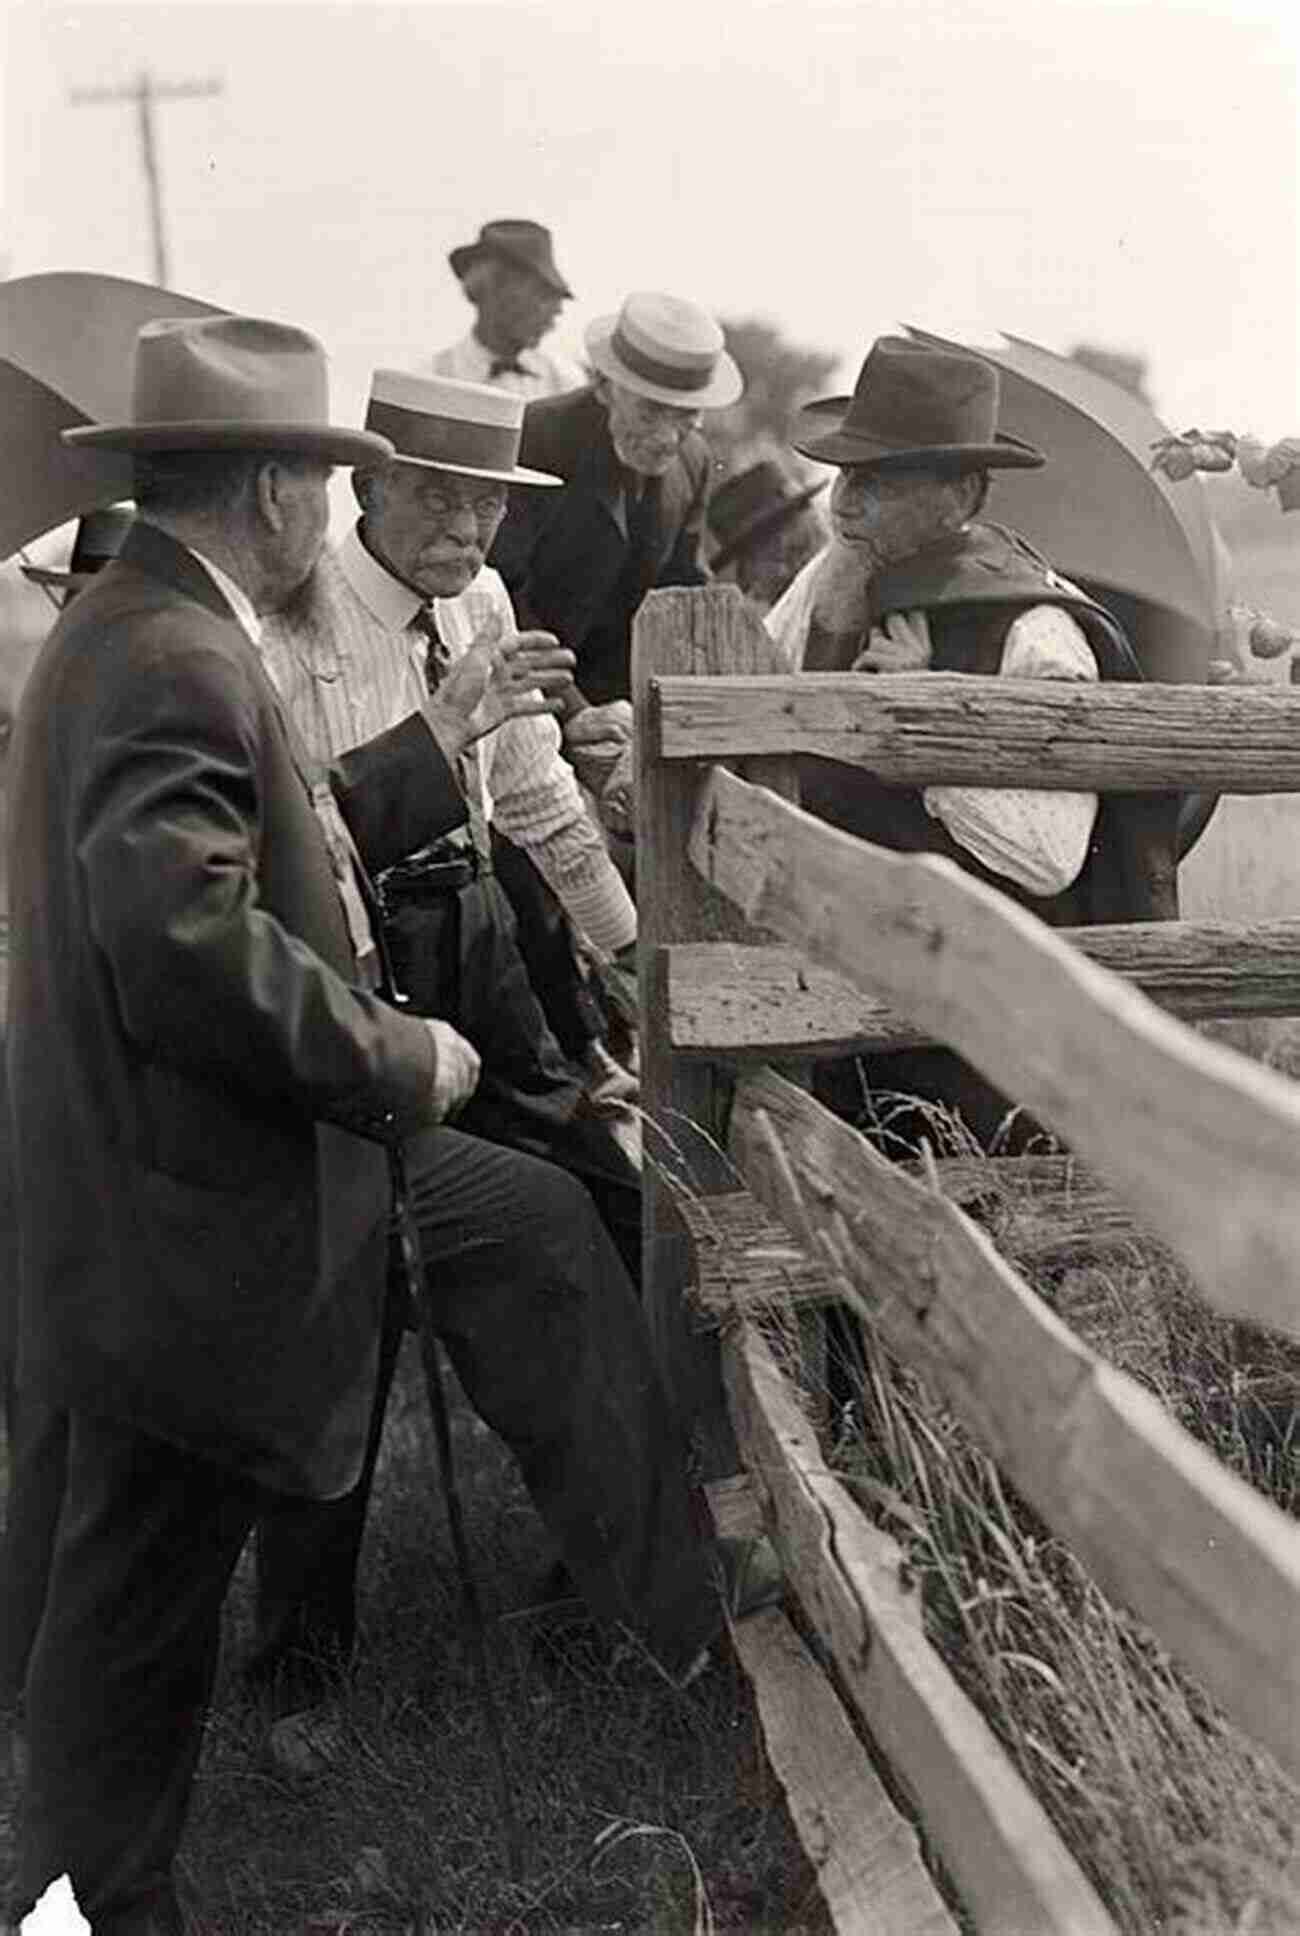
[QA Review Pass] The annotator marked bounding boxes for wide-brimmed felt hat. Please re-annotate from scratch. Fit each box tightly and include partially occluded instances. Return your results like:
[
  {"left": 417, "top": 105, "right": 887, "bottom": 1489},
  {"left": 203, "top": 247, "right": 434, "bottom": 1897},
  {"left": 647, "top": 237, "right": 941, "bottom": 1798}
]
[
  {"left": 62, "top": 315, "right": 393, "bottom": 466},
  {"left": 448, "top": 220, "right": 573, "bottom": 300},
  {"left": 709, "top": 459, "right": 827, "bottom": 568},
  {"left": 585, "top": 293, "right": 743, "bottom": 412},
  {"left": 364, "top": 371, "right": 561, "bottom": 487},
  {"left": 793, "top": 335, "right": 1045, "bottom": 473},
  {"left": 20, "top": 503, "right": 135, "bottom": 590}
]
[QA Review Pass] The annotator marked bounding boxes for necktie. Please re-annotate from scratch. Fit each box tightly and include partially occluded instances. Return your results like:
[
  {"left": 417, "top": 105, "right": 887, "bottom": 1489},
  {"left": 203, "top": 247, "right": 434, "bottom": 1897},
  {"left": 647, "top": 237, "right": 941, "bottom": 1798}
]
[
  {"left": 408, "top": 604, "right": 491, "bottom": 865},
  {"left": 488, "top": 355, "right": 527, "bottom": 379}
]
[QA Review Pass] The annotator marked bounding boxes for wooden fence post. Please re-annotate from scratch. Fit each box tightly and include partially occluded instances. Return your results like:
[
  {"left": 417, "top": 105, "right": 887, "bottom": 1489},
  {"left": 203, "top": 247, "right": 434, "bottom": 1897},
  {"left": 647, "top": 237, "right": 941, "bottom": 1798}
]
[{"left": 633, "top": 585, "right": 797, "bottom": 1472}]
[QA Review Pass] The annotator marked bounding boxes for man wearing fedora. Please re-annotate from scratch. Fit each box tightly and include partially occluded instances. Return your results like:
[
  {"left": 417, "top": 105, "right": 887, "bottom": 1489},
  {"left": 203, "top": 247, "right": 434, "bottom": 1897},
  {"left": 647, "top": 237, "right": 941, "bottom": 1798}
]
[
  {"left": 492, "top": 290, "right": 743, "bottom": 712},
  {"left": 708, "top": 457, "right": 827, "bottom": 615},
  {"left": 767, "top": 334, "right": 1178, "bottom": 1146},
  {"left": 424, "top": 218, "right": 585, "bottom": 401},
  {"left": 5, "top": 315, "right": 747, "bottom": 1933}
]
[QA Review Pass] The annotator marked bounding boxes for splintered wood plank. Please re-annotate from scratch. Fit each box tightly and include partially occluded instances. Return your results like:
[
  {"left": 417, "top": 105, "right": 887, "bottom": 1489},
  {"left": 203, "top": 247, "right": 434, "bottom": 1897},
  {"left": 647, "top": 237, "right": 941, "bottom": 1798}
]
[
  {"left": 690, "top": 764, "right": 1300, "bottom": 1344},
  {"left": 729, "top": 1067, "right": 1300, "bottom": 1785},
  {"left": 656, "top": 670, "right": 1300, "bottom": 791},
  {"left": 666, "top": 919, "right": 1300, "bottom": 1058},
  {"left": 723, "top": 1323, "right": 1117, "bottom": 1936},
  {"left": 730, "top": 1609, "right": 960, "bottom": 1936}
]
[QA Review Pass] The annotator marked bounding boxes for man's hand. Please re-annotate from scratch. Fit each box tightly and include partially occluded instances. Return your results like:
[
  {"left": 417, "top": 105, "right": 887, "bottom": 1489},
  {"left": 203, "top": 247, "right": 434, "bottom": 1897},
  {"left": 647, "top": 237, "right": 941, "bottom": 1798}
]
[
  {"left": 852, "top": 608, "right": 933, "bottom": 674},
  {"left": 564, "top": 699, "right": 633, "bottom": 796},
  {"left": 422, "top": 1018, "right": 481, "bottom": 1120},
  {"left": 424, "top": 616, "right": 576, "bottom": 758}
]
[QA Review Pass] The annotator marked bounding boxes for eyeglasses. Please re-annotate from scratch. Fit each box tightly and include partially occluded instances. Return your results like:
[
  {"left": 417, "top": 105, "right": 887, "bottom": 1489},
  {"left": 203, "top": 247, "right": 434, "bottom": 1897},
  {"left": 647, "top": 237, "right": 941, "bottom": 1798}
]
[
  {"left": 621, "top": 392, "right": 704, "bottom": 434},
  {"left": 413, "top": 480, "right": 508, "bottom": 524}
]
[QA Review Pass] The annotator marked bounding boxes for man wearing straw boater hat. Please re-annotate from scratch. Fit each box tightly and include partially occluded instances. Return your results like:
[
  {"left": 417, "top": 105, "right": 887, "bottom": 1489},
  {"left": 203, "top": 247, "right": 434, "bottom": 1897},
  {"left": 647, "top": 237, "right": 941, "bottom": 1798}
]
[
  {"left": 493, "top": 290, "right": 744, "bottom": 711},
  {"left": 263, "top": 369, "right": 640, "bottom": 1237},
  {"left": 424, "top": 217, "right": 585, "bottom": 400},
  {"left": 6, "top": 314, "right": 760, "bottom": 1932},
  {"left": 766, "top": 334, "right": 1177, "bottom": 1146}
]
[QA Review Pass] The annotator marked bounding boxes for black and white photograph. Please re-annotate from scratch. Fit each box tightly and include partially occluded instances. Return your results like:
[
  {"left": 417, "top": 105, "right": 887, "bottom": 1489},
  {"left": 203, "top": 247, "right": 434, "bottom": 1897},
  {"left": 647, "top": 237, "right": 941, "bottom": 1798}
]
[{"left": 0, "top": 1, "right": 1297, "bottom": 1930}]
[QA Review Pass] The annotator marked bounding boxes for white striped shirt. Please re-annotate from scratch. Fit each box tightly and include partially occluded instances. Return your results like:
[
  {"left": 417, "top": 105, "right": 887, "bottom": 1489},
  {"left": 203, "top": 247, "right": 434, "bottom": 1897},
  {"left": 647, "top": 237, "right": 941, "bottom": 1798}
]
[{"left": 262, "top": 528, "right": 635, "bottom": 952}]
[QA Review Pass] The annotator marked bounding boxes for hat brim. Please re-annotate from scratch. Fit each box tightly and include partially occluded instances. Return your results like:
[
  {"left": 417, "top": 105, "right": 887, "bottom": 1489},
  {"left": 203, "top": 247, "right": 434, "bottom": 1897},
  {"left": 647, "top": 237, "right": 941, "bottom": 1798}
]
[
  {"left": 385, "top": 451, "right": 562, "bottom": 489},
  {"left": 61, "top": 422, "right": 395, "bottom": 467},
  {"left": 791, "top": 394, "right": 1045, "bottom": 471},
  {"left": 585, "top": 316, "right": 744, "bottom": 412},
  {"left": 448, "top": 241, "right": 573, "bottom": 300},
  {"left": 712, "top": 479, "right": 827, "bottom": 570}
]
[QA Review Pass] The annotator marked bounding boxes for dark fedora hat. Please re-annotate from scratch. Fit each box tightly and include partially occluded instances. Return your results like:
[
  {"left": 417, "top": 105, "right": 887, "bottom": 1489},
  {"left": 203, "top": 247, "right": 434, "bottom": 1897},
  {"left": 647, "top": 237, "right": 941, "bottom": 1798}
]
[
  {"left": 62, "top": 315, "right": 394, "bottom": 466},
  {"left": 709, "top": 459, "right": 827, "bottom": 569},
  {"left": 793, "top": 335, "right": 1045, "bottom": 473},
  {"left": 364, "top": 370, "right": 560, "bottom": 487},
  {"left": 20, "top": 502, "right": 135, "bottom": 590},
  {"left": 448, "top": 220, "right": 573, "bottom": 300}
]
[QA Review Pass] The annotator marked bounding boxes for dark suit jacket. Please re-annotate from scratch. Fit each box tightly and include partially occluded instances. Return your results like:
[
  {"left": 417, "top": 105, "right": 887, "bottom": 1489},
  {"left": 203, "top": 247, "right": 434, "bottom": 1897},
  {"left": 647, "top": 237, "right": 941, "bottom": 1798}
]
[
  {"left": 491, "top": 384, "right": 713, "bottom": 705},
  {"left": 4, "top": 523, "right": 449, "bottom": 1498}
]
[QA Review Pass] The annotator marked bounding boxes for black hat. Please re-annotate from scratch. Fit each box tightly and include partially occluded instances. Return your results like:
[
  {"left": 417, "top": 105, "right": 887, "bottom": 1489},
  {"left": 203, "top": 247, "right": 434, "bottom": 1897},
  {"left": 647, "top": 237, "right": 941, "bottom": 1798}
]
[
  {"left": 793, "top": 336, "right": 1045, "bottom": 473},
  {"left": 709, "top": 460, "right": 827, "bottom": 569},
  {"left": 448, "top": 220, "right": 573, "bottom": 300}
]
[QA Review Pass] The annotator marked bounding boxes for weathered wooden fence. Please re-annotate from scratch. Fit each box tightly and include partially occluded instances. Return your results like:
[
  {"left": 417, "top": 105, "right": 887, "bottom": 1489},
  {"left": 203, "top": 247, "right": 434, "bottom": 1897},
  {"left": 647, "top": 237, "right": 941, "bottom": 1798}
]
[{"left": 632, "top": 584, "right": 1300, "bottom": 1935}]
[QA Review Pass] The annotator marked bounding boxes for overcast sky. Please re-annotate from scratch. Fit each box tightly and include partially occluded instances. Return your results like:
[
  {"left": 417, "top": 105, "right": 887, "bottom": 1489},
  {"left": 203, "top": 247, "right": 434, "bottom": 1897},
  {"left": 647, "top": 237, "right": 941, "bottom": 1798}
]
[{"left": 2, "top": 0, "right": 1297, "bottom": 440}]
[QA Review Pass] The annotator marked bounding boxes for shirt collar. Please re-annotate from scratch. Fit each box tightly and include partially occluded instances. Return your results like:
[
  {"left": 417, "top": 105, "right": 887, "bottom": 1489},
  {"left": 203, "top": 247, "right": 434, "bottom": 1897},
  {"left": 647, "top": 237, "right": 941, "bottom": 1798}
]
[
  {"left": 468, "top": 330, "right": 538, "bottom": 377},
  {"left": 189, "top": 548, "right": 262, "bottom": 646},
  {"left": 338, "top": 522, "right": 424, "bottom": 630}
]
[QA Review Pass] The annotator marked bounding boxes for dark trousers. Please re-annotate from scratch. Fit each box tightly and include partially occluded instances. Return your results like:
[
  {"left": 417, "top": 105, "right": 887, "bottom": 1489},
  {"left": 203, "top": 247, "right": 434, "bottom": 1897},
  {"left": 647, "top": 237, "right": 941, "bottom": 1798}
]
[
  {"left": 383, "top": 870, "right": 641, "bottom": 1284},
  {"left": 0, "top": 1390, "right": 68, "bottom": 1709},
  {"left": 15, "top": 1414, "right": 267, "bottom": 1934},
  {"left": 253, "top": 1123, "right": 715, "bottom": 1699},
  {"left": 489, "top": 830, "right": 605, "bottom": 1064}
]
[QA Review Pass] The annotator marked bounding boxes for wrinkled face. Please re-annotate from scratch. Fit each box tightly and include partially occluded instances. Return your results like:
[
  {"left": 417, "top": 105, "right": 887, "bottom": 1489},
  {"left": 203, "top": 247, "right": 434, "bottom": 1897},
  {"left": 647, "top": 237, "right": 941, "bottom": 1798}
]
[
  {"left": 601, "top": 378, "right": 703, "bottom": 476},
  {"left": 362, "top": 461, "right": 508, "bottom": 599},
  {"left": 477, "top": 261, "right": 565, "bottom": 353},
  {"left": 830, "top": 466, "right": 973, "bottom": 565},
  {"left": 267, "top": 461, "right": 333, "bottom": 607}
]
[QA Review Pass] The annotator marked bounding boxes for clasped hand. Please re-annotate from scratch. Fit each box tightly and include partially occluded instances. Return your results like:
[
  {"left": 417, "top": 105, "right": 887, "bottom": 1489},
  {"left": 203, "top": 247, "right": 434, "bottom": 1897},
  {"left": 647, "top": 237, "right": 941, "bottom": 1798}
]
[
  {"left": 424, "top": 615, "right": 576, "bottom": 755},
  {"left": 851, "top": 608, "right": 933, "bottom": 674}
]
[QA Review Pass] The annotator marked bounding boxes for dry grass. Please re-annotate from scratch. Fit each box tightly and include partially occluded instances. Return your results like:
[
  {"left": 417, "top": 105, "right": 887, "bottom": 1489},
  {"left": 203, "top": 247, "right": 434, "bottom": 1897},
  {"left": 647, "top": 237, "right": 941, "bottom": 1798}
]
[
  {"left": 0, "top": 1346, "right": 829, "bottom": 1935},
  {"left": 816, "top": 1121, "right": 1300, "bottom": 1936}
]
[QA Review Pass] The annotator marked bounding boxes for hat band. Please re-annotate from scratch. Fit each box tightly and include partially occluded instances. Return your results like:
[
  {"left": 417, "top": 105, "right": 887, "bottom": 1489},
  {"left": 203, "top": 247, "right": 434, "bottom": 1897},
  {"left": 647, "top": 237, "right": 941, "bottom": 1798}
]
[
  {"left": 365, "top": 399, "right": 521, "bottom": 472},
  {"left": 610, "top": 323, "right": 714, "bottom": 395}
]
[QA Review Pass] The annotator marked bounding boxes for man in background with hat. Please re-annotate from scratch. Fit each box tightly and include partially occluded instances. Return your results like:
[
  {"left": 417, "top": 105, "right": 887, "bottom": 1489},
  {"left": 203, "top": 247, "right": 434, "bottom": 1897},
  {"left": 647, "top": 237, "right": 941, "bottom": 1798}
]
[
  {"left": 6, "top": 314, "right": 747, "bottom": 1933},
  {"left": 767, "top": 333, "right": 1178, "bottom": 1147},
  {"left": 424, "top": 218, "right": 585, "bottom": 401},
  {"left": 708, "top": 457, "right": 827, "bottom": 615},
  {"left": 492, "top": 289, "right": 743, "bottom": 713}
]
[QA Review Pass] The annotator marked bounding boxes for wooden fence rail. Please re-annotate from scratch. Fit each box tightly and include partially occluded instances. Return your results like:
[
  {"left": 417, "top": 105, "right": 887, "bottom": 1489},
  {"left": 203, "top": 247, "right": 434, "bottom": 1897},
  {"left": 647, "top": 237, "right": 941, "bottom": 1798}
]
[
  {"left": 631, "top": 585, "right": 1300, "bottom": 1930},
  {"left": 655, "top": 669, "right": 1300, "bottom": 790}
]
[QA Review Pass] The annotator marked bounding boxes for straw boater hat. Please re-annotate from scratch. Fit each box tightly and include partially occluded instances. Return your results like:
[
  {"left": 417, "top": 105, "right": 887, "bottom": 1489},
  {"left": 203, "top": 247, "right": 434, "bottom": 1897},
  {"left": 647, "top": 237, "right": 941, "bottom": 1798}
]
[
  {"left": 793, "top": 335, "right": 1045, "bottom": 473},
  {"left": 363, "top": 371, "right": 561, "bottom": 487},
  {"left": 61, "top": 315, "right": 393, "bottom": 466},
  {"left": 584, "top": 293, "right": 743, "bottom": 412},
  {"left": 20, "top": 503, "right": 134, "bottom": 590},
  {"left": 448, "top": 220, "right": 573, "bottom": 300},
  {"left": 709, "top": 460, "right": 827, "bottom": 569}
]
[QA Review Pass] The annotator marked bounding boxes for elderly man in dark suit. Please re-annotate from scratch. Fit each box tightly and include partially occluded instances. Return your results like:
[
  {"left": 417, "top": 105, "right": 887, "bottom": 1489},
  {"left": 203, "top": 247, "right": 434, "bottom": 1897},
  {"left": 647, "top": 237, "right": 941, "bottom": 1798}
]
[
  {"left": 492, "top": 290, "right": 743, "bottom": 714},
  {"left": 5, "top": 315, "right": 742, "bottom": 1935}
]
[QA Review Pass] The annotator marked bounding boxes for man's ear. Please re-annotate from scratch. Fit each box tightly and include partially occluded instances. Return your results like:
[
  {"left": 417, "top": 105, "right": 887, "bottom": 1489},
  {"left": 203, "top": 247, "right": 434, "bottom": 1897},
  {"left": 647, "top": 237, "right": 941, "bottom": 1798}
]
[
  {"left": 352, "top": 467, "right": 378, "bottom": 516},
  {"left": 253, "top": 459, "right": 287, "bottom": 533}
]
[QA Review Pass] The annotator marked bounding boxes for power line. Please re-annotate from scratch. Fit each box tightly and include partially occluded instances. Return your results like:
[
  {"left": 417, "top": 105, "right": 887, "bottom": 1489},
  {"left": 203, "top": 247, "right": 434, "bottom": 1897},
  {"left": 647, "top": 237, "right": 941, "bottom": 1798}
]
[{"left": 69, "top": 69, "right": 223, "bottom": 285}]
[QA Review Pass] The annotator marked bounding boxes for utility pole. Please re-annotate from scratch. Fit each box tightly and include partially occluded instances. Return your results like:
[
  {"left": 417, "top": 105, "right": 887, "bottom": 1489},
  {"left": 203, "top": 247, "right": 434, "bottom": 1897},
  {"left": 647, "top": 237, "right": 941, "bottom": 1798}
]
[{"left": 69, "top": 69, "right": 222, "bottom": 286}]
